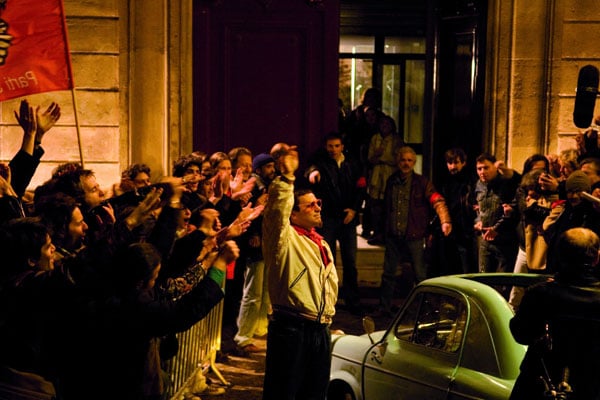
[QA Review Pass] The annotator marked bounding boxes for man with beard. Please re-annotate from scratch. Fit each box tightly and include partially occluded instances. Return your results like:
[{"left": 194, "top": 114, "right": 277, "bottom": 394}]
[
  {"left": 432, "top": 148, "right": 477, "bottom": 275},
  {"left": 234, "top": 153, "right": 275, "bottom": 354}
]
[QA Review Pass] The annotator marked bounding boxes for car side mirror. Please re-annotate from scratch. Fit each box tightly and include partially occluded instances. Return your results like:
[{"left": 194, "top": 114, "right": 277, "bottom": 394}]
[{"left": 363, "top": 316, "right": 376, "bottom": 344}]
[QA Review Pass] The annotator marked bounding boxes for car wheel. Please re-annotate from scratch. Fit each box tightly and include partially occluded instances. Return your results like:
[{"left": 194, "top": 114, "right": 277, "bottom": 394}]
[{"left": 327, "top": 380, "right": 355, "bottom": 400}]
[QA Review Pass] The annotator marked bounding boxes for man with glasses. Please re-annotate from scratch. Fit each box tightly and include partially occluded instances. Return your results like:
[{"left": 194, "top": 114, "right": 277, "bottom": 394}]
[
  {"left": 262, "top": 144, "right": 339, "bottom": 400},
  {"left": 305, "top": 132, "right": 363, "bottom": 315}
]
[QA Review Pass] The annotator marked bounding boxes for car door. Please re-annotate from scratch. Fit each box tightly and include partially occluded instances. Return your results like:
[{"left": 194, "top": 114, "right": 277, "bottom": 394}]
[
  {"left": 448, "top": 297, "right": 518, "bottom": 400},
  {"left": 363, "top": 289, "right": 467, "bottom": 399}
]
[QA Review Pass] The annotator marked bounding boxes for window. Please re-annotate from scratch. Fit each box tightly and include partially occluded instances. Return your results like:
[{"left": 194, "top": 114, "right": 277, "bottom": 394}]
[
  {"left": 384, "top": 37, "right": 426, "bottom": 54},
  {"left": 396, "top": 291, "right": 467, "bottom": 353},
  {"left": 340, "top": 35, "right": 375, "bottom": 53},
  {"left": 460, "top": 300, "right": 500, "bottom": 376},
  {"left": 339, "top": 35, "right": 426, "bottom": 163}
]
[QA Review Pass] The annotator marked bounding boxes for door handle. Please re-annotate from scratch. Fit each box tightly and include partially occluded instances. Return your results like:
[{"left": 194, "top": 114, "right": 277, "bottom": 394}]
[{"left": 369, "top": 342, "right": 387, "bottom": 364}]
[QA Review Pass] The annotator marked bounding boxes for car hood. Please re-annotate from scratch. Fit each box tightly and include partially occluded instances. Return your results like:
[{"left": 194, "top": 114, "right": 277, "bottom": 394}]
[{"left": 332, "top": 330, "right": 386, "bottom": 359}]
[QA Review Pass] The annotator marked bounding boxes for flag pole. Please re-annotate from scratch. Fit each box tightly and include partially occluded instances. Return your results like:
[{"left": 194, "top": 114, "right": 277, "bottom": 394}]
[
  {"left": 57, "top": 0, "right": 84, "bottom": 168},
  {"left": 70, "top": 88, "right": 84, "bottom": 169}
]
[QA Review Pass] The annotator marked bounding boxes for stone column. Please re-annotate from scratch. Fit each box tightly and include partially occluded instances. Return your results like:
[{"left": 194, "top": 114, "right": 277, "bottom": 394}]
[
  {"left": 127, "top": 0, "right": 193, "bottom": 179},
  {"left": 485, "top": 0, "right": 555, "bottom": 169}
]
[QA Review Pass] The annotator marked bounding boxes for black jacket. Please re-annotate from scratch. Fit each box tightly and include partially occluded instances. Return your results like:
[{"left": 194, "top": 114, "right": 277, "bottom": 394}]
[
  {"left": 305, "top": 150, "right": 361, "bottom": 221},
  {"left": 510, "top": 274, "right": 600, "bottom": 399}
]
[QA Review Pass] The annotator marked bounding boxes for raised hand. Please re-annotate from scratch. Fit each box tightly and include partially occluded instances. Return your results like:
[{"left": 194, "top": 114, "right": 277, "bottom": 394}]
[
  {"left": 197, "top": 208, "right": 221, "bottom": 237},
  {"left": 14, "top": 99, "right": 37, "bottom": 155},
  {"left": 125, "top": 187, "right": 163, "bottom": 229},
  {"left": 159, "top": 176, "right": 185, "bottom": 204},
  {"left": 231, "top": 175, "right": 256, "bottom": 202},
  {"left": 215, "top": 240, "right": 240, "bottom": 265},
  {"left": 14, "top": 99, "right": 36, "bottom": 138},
  {"left": 196, "top": 235, "right": 219, "bottom": 267},
  {"left": 35, "top": 102, "right": 61, "bottom": 144},
  {"left": 201, "top": 239, "right": 240, "bottom": 275},
  {"left": 229, "top": 167, "right": 245, "bottom": 194},
  {"left": 211, "top": 171, "right": 229, "bottom": 200},
  {"left": 255, "top": 192, "right": 268, "bottom": 207},
  {"left": 0, "top": 175, "right": 17, "bottom": 197},
  {"left": 279, "top": 144, "right": 299, "bottom": 179}
]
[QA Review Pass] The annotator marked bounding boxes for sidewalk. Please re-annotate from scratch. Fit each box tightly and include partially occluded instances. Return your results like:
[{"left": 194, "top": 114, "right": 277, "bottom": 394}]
[
  {"left": 200, "top": 231, "right": 410, "bottom": 400},
  {"left": 204, "top": 290, "right": 400, "bottom": 400}
]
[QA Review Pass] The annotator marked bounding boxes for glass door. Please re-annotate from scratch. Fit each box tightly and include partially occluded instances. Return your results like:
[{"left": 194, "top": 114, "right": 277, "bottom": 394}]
[{"left": 339, "top": 35, "right": 426, "bottom": 172}]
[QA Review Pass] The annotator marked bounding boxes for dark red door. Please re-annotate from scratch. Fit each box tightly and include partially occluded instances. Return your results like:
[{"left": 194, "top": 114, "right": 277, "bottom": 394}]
[{"left": 194, "top": 0, "right": 340, "bottom": 158}]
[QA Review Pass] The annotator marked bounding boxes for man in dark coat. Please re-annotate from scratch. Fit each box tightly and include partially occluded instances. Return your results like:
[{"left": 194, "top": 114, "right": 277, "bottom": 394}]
[
  {"left": 305, "top": 132, "right": 363, "bottom": 314},
  {"left": 510, "top": 227, "right": 600, "bottom": 399}
]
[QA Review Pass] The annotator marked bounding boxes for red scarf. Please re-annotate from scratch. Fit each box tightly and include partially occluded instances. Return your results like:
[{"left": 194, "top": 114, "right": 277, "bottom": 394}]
[{"left": 292, "top": 225, "right": 331, "bottom": 266}]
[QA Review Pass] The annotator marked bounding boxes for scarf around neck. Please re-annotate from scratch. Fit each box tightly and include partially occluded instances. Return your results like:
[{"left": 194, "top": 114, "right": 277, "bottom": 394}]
[{"left": 292, "top": 224, "right": 331, "bottom": 266}]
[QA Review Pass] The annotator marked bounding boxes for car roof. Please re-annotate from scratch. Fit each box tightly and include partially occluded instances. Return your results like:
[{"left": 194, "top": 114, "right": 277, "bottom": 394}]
[
  {"left": 421, "top": 272, "right": 550, "bottom": 289},
  {"left": 412, "top": 273, "right": 547, "bottom": 379}
]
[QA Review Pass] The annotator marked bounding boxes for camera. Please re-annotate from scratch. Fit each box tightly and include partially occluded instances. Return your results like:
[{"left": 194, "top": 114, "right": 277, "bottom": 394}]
[
  {"left": 86, "top": 201, "right": 114, "bottom": 231},
  {"left": 105, "top": 182, "right": 175, "bottom": 222},
  {"left": 135, "top": 182, "right": 173, "bottom": 199},
  {"left": 109, "top": 182, "right": 174, "bottom": 210}
]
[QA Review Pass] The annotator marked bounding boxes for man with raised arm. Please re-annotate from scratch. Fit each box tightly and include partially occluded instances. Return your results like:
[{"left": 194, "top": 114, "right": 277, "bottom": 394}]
[{"left": 261, "top": 144, "right": 339, "bottom": 400}]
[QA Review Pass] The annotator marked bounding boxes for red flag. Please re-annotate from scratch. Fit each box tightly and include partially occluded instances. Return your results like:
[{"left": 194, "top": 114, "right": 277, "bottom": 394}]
[{"left": 0, "top": 0, "right": 74, "bottom": 101}]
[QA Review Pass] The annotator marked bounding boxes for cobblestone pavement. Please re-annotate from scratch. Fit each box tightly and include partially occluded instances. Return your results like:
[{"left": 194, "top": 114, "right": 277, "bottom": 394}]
[{"left": 207, "top": 340, "right": 266, "bottom": 400}]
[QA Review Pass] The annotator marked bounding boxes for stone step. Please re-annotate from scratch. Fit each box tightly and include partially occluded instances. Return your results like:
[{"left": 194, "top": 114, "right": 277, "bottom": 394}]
[{"left": 334, "top": 234, "right": 385, "bottom": 288}]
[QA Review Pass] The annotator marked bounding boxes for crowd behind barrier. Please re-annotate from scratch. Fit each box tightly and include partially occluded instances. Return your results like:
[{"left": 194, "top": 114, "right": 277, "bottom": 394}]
[{"left": 2, "top": 93, "right": 600, "bottom": 400}]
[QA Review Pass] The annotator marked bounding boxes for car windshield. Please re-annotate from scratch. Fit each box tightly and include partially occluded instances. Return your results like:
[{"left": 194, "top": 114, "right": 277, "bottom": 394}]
[{"left": 395, "top": 292, "right": 467, "bottom": 353}]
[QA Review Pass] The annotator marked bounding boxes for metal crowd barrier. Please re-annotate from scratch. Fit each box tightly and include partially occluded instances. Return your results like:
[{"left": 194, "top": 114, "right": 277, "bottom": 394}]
[{"left": 164, "top": 298, "right": 228, "bottom": 399}]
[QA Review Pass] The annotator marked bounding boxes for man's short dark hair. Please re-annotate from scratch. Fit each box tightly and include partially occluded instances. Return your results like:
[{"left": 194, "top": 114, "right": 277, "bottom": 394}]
[
  {"left": 444, "top": 148, "right": 467, "bottom": 163},
  {"left": 293, "top": 188, "right": 314, "bottom": 211},
  {"left": 476, "top": 152, "right": 496, "bottom": 164},
  {"left": 122, "top": 163, "right": 151, "bottom": 181},
  {"left": 324, "top": 131, "right": 343, "bottom": 144},
  {"left": 51, "top": 162, "right": 83, "bottom": 179},
  {"left": 34, "top": 193, "right": 80, "bottom": 249},
  {"left": 522, "top": 153, "right": 549, "bottom": 175},
  {"left": 228, "top": 147, "right": 253, "bottom": 166},
  {"left": 50, "top": 169, "right": 96, "bottom": 207},
  {"left": 172, "top": 153, "right": 205, "bottom": 177},
  {"left": 579, "top": 157, "right": 600, "bottom": 174},
  {"left": 209, "top": 151, "right": 231, "bottom": 171}
]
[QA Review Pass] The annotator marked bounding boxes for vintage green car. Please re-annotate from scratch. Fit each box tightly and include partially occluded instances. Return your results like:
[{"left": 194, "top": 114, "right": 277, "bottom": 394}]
[{"left": 328, "top": 274, "right": 549, "bottom": 400}]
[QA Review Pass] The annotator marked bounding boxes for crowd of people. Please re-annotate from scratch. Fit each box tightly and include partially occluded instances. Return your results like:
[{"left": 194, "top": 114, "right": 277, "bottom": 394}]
[
  {"left": 0, "top": 99, "right": 264, "bottom": 399},
  {"left": 340, "top": 88, "right": 600, "bottom": 399},
  {"left": 2, "top": 91, "right": 600, "bottom": 400},
  {"left": 339, "top": 88, "right": 600, "bottom": 313}
]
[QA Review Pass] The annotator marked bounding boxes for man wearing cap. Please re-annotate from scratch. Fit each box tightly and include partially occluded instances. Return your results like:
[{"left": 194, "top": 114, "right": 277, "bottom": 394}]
[
  {"left": 233, "top": 153, "right": 276, "bottom": 354},
  {"left": 543, "top": 169, "right": 600, "bottom": 273}
]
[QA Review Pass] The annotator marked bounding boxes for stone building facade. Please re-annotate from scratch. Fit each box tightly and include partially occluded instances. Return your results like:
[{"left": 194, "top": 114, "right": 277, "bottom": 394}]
[
  {"left": 486, "top": 0, "right": 600, "bottom": 169},
  {"left": 0, "top": 0, "right": 598, "bottom": 190}
]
